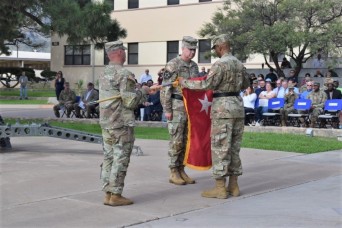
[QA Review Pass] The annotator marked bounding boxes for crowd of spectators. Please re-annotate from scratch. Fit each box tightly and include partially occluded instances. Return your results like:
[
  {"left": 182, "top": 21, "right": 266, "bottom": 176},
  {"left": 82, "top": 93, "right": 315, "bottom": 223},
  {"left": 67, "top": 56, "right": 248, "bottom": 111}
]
[
  {"left": 243, "top": 67, "right": 342, "bottom": 129},
  {"left": 51, "top": 65, "right": 341, "bottom": 129}
]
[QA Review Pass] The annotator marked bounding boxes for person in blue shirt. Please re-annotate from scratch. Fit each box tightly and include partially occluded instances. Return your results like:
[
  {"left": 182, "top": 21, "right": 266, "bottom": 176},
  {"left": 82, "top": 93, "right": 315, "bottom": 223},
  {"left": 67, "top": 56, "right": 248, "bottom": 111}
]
[{"left": 300, "top": 81, "right": 313, "bottom": 99}]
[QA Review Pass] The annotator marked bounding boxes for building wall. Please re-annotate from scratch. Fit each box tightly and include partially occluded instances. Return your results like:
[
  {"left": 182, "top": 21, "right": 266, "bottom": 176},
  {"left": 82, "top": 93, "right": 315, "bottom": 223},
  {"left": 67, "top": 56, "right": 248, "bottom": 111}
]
[
  {"left": 51, "top": 1, "right": 225, "bottom": 87},
  {"left": 50, "top": 0, "right": 341, "bottom": 89}
]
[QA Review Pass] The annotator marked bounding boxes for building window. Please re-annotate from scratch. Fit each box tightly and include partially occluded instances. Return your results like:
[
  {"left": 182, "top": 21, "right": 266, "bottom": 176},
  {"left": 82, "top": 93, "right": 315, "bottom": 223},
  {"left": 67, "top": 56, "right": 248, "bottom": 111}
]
[
  {"left": 198, "top": 39, "right": 211, "bottom": 63},
  {"left": 64, "top": 45, "right": 90, "bottom": 65},
  {"left": 104, "top": 0, "right": 114, "bottom": 10},
  {"left": 167, "top": 41, "right": 179, "bottom": 62},
  {"left": 167, "top": 0, "right": 179, "bottom": 5},
  {"left": 104, "top": 48, "right": 109, "bottom": 65},
  {"left": 128, "top": 0, "right": 139, "bottom": 9},
  {"left": 199, "top": 0, "right": 212, "bottom": 2},
  {"left": 128, "top": 43, "right": 138, "bottom": 64}
]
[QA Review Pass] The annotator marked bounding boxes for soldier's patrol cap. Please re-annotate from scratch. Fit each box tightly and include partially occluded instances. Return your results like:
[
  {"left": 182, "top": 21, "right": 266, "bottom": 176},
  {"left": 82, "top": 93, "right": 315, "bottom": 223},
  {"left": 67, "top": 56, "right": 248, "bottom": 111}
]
[
  {"left": 182, "top": 36, "right": 198, "bottom": 49},
  {"left": 288, "top": 85, "right": 294, "bottom": 89},
  {"left": 105, "top": 41, "right": 127, "bottom": 52},
  {"left": 211, "top": 34, "right": 230, "bottom": 49},
  {"left": 313, "top": 82, "right": 320, "bottom": 86}
]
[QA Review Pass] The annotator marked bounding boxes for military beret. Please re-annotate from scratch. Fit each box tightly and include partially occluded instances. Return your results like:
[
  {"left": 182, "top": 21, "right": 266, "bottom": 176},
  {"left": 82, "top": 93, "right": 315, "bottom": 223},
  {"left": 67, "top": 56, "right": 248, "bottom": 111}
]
[
  {"left": 313, "top": 82, "right": 320, "bottom": 86},
  {"left": 182, "top": 36, "right": 198, "bottom": 49},
  {"left": 105, "top": 40, "right": 127, "bottom": 52},
  {"left": 211, "top": 34, "right": 230, "bottom": 49}
]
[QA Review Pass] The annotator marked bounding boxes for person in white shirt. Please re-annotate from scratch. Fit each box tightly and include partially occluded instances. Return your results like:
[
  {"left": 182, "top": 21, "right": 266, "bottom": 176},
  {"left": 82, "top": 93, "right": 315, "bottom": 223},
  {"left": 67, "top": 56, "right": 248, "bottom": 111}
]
[
  {"left": 312, "top": 54, "right": 325, "bottom": 68},
  {"left": 255, "top": 82, "right": 276, "bottom": 126},
  {"left": 139, "top": 69, "right": 152, "bottom": 84},
  {"left": 242, "top": 86, "right": 257, "bottom": 125}
]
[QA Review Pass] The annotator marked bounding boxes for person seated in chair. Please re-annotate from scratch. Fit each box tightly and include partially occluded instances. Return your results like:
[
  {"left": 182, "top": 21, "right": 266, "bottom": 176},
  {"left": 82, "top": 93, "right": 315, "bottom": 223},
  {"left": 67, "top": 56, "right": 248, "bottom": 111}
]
[
  {"left": 53, "top": 82, "right": 76, "bottom": 118},
  {"left": 74, "top": 82, "right": 99, "bottom": 118},
  {"left": 144, "top": 89, "right": 163, "bottom": 121},
  {"left": 307, "top": 82, "right": 327, "bottom": 128},
  {"left": 279, "top": 85, "right": 298, "bottom": 126}
]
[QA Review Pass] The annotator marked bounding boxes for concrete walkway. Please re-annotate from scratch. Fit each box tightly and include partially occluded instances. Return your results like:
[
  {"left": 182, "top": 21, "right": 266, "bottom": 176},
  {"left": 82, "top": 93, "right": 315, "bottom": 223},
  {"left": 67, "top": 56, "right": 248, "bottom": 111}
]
[{"left": 1, "top": 137, "right": 341, "bottom": 227}]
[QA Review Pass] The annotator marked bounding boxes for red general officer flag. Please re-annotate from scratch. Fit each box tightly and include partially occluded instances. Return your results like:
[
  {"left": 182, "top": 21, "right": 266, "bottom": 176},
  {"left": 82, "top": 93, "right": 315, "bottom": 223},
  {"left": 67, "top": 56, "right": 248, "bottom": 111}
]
[{"left": 182, "top": 79, "right": 213, "bottom": 170}]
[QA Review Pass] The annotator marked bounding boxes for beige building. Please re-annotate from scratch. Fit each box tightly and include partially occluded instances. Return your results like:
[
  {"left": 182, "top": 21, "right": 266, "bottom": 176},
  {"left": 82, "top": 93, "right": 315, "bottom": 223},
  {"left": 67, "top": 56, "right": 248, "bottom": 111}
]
[{"left": 50, "top": 0, "right": 267, "bottom": 87}]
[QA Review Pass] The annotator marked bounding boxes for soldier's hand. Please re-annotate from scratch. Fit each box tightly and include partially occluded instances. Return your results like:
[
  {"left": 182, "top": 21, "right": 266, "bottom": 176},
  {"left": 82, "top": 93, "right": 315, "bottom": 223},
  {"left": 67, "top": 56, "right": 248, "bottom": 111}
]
[
  {"left": 165, "top": 112, "right": 172, "bottom": 121},
  {"left": 178, "top": 77, "right": 184, "bottom": 85}
]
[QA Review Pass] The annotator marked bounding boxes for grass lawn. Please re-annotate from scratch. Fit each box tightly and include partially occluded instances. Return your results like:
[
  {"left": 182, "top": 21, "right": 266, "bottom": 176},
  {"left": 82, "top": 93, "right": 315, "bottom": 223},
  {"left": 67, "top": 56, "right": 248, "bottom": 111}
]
[
  {"left": 0, "top": 89, "right": 55, "bottom": 97},
  {"left": 3, "top": 118, "right": 342, "bottom": 153}
]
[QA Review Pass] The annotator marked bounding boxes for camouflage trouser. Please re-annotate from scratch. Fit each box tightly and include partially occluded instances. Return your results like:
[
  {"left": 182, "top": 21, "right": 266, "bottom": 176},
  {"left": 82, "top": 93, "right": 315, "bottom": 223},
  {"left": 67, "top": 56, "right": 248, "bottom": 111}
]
[
  {"left": 101, "top": 127, "right": 135, "bottom": 195},
  {"left": 211, "top": 118, "right": 244, "bottom": 179},
  {"left": 53, "top": 103, "right": 74, "bottom": 117},
  {"left": 167, "top": 111, "right": 187, "bottom": 168},
  {"left": 279, "top": 107, "right": 295, "bottom": 123},
  {"left": 310, "top": 108, "right": 324, "bottom": 126}
]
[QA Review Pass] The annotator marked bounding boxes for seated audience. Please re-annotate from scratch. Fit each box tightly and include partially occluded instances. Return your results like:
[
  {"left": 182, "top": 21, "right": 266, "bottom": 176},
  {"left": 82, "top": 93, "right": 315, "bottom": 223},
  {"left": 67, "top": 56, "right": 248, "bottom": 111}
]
[
  {"left": 198, "top": 67, "right": 207, "bottom": 76},
  {"left": 300, "top": 81, "right": 314, "bottom": 99},
  {"left": 255, "top": 82, "right": 276, "bottom": 126},
  {"left": 53, "top": 82, "right": 76, "bottom": 118},
  {"left": 307, "top": 82, "right": 327, "bottom": 128},
  {"left": 144, "top": 90, "right": 163, "bottom": 121},
  {"left": 313, "top": 69, "right": 324, "bottom": 77},
  {"left": 279, "top": 85, "right": 298, "bottom": 126},
  {"left": 73, "top": 82, "right": 99, "bottom": 118},
  {"left": 242, "top": 86, "right": 257, "bottom": 125},
  {"left": 324, "top": 82, "right": 342, "bottom": 100}
]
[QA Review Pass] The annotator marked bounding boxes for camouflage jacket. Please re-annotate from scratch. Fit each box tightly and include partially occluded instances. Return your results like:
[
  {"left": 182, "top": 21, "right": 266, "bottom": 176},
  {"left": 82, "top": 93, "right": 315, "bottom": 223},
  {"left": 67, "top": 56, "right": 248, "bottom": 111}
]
[
  {"left": 284, "top": 92, "right": 298, "bottom": 109},
  {"left": 308, "top": 89, "right": 327, "bottom": 109},
  {"left": 59, "top": 89, "right": 76, "bottom": 106},
  {"left": 183, "top": 53, "right": 249, "bottom": 119},
  {"left": 99, "top": 63, "right": 147, "bottom": 129},
  {"left": 160, "top": 56, "right": 199, "bottom": 113}
]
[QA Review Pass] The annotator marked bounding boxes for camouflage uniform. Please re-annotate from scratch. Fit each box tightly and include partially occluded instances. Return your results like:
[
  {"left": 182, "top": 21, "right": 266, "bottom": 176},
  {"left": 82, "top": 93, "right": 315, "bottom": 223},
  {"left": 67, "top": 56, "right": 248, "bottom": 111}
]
[
  {"left": 307, "top": 85, "right": 327, "bottom": 127},
  {"left": 182, "top": 53, "right": 249, "bottom": 179},
  {"left": 99, "top": 51, "right": 147, "bottom": 195},
  {"left": 53, "top": 86, "right": 76, "bottom": 117},
  {"left": 279, "top": 87, "right": 298, "bottom": 125},
  {"left": 161, "top": 49, "right": 199, "bottom": 169}
]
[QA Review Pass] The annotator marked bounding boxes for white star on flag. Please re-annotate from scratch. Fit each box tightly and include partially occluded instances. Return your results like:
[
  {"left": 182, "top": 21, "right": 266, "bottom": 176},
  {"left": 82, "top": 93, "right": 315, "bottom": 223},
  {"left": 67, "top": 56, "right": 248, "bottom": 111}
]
[{"left": 198, "top": 94, "right": 212, "bottom": 115}]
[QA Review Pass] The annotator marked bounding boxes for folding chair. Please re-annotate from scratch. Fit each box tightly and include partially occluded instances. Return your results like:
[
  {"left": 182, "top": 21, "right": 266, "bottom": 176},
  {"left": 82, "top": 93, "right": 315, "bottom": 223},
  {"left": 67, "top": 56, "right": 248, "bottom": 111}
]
[
  {"left": 262, "top": 98, "right": 284, "bottom": 126},
  {"left": 318, "top": 99, "right": 342, "bottom": 129},
  {"left": 288, "top": 99, "right": 312, "bottom": 127},
  {"left": 59, "top": 105, "right": 67, "bottom": 118}
]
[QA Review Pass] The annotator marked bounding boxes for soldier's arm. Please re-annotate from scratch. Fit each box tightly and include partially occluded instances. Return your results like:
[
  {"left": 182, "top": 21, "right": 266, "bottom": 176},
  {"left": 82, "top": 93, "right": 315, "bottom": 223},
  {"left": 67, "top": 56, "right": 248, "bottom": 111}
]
[
  {"left": 182, "top": 64, "right": 222, "bottom": 90},
  {"left": 160, "top": 63, "right": 177, "bottom": 114},
  {"left": 120, "top": 70, "right": 147, "bottom": 110}
]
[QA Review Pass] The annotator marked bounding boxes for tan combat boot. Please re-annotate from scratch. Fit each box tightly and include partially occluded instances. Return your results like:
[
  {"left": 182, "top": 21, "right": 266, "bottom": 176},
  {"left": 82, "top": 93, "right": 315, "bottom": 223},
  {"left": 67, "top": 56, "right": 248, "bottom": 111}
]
[
  {"left": 179, "top": 166, "right": 195, "bottom": 184},
  {"left": 108, "top": 194, "right": 133, "bottom": 206},
  {"left": 201, "top": 178, "right": 228, "bottom": 199},
  {"left": 227, "top": 175, "right": 240, "bottom": 197},
  {"left": 169, "top": 168, "right": 186, "bottom": 185},
  {"left": 103, "top": 192, "right": 111, "bottom": 205}
]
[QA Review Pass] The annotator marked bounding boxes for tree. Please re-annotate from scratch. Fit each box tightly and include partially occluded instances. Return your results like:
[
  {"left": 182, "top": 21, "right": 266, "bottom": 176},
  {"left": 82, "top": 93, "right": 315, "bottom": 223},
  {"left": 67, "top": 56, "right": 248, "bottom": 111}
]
[
  {"left": 0, "top": 0, "right": 127, "bottom": 55},
  {"left": 199, "top": 0, "right": 342, "bottom": 77}
]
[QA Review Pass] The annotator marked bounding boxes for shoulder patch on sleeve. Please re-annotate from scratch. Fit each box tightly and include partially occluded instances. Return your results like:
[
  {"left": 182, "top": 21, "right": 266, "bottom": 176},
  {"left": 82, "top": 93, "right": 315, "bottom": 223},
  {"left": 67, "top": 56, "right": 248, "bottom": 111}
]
[{"left": 163, "top": 70, "right": 172, "bottom": 79}]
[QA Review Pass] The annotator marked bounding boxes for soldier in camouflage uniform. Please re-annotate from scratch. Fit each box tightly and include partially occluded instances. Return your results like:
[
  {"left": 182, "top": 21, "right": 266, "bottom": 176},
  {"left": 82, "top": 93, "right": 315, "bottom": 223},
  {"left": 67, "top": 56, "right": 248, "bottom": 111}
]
[
  {"left": 279, "top": 85, "right": 298, "bottom": 126},
  {"left": 99, "top": 41, "right": 149, "bottom": 206},
  {"left": 160, "top": 36, "right": 199, "bottom": 185},
  {"left": 307, "top": 82, "right": 327, "bottom": 128},
  {"left": 179, "top": 34, "right": 249, "bottom": 199},
  {"left": 53, "top": 82, "right": 76, "bottom": 118}
]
